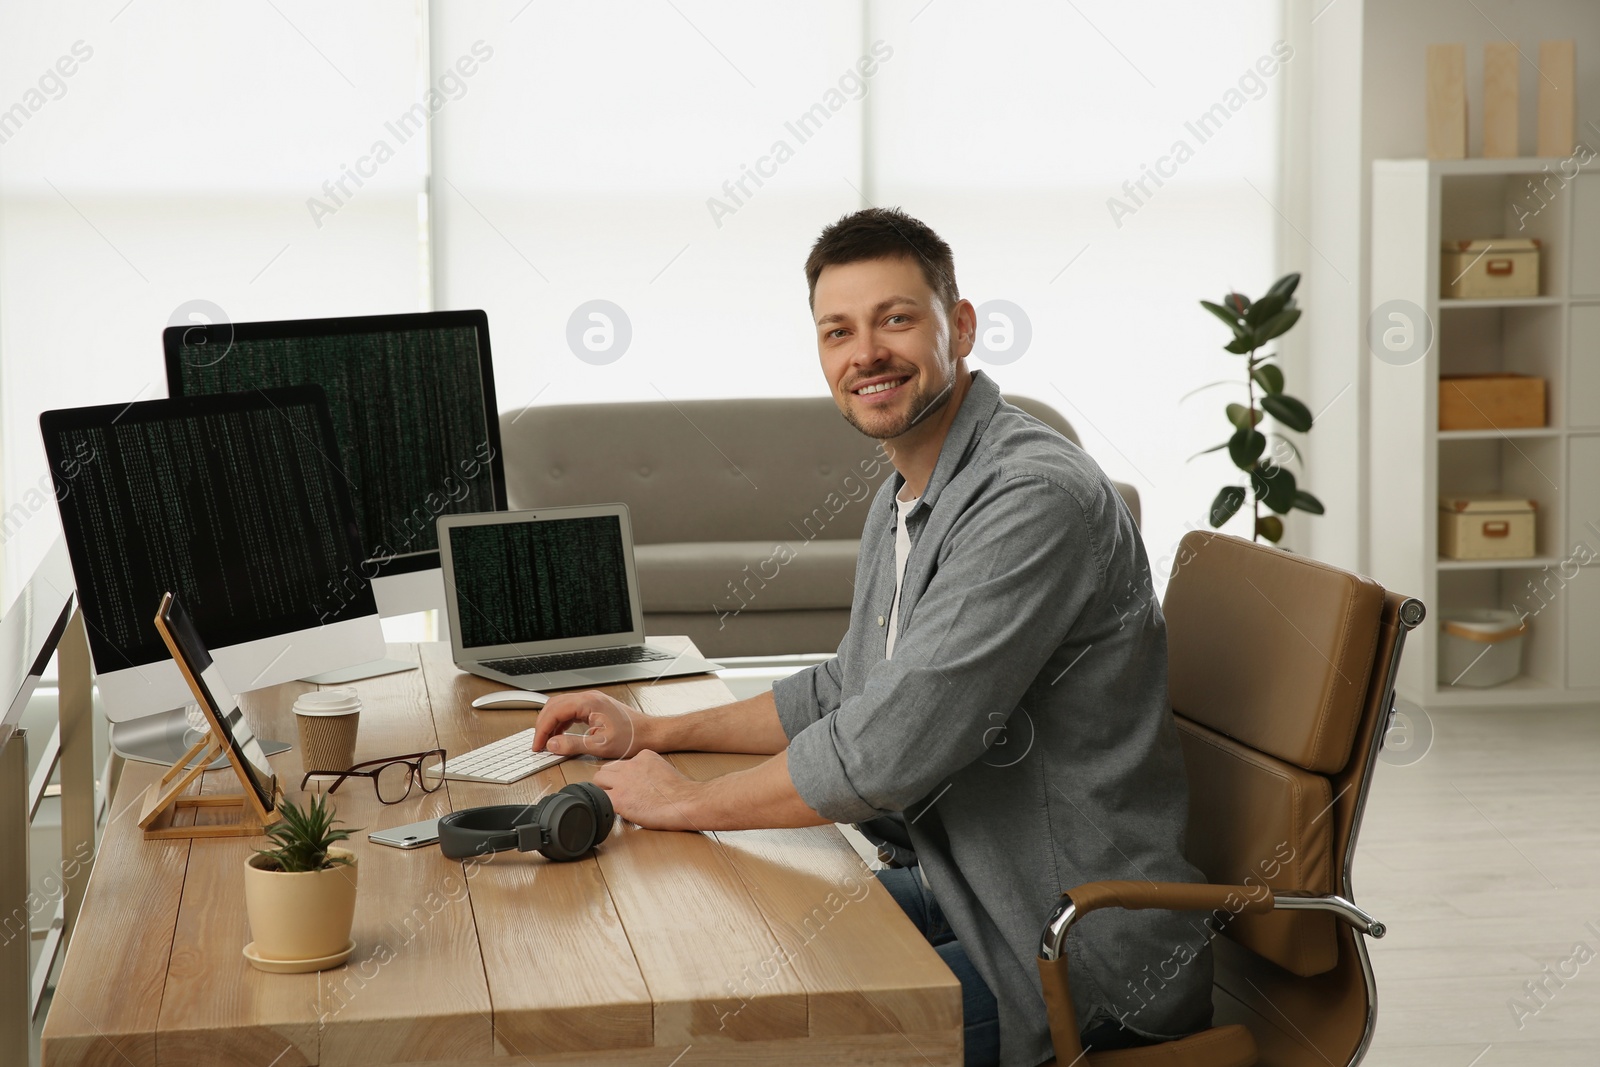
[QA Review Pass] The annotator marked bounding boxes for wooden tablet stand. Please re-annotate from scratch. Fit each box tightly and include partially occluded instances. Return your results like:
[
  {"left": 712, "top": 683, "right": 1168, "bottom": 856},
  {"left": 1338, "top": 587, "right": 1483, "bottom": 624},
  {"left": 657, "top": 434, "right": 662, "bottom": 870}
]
[
  {"left": 139, "top": 591, "right": 284, "bottom": 841},
  {"left": 137, "top": 730, "right": 279, "bottom": 840}
]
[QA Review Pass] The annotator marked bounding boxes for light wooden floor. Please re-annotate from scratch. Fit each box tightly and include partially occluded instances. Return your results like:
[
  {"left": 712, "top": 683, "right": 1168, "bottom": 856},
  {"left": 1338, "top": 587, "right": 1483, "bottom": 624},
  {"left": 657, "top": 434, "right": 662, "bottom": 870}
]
[{"left": 1356, "top": 704, "right": 1600, "bottom": 1066}]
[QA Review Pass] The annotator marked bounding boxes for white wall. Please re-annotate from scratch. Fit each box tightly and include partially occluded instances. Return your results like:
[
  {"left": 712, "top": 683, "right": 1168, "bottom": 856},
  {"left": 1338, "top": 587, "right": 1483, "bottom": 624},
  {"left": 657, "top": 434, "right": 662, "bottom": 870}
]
[
  {"left": 1363, "top": 2, "right": 1600, "bottom": 163},
  {"left": 1290, "top": 0, "right": 1367, "bottom": 573}
]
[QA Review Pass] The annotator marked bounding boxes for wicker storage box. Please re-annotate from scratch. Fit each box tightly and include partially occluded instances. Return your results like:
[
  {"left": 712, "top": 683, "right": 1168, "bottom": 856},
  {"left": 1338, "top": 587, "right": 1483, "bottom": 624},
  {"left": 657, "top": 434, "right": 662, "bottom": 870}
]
[
  {"left": 1441, "top": 238, "right": 1540, "bottom": 298},
  {"left": 1438, "top": 609, "right": 1527, "bottom": 687},
  {"left": 1439, "top": 374, "right": 1545, "bottom": 430},
  {"left": 1438, "top": 494, "right": 1537, "bottom": 559}
]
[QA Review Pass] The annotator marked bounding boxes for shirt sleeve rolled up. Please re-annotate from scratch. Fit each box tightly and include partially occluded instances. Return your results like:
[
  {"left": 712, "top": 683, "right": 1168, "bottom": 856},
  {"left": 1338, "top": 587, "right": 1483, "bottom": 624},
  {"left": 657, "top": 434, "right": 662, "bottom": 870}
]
[{"left": 771, "top": 631, "right": 848, "bottom": 740}]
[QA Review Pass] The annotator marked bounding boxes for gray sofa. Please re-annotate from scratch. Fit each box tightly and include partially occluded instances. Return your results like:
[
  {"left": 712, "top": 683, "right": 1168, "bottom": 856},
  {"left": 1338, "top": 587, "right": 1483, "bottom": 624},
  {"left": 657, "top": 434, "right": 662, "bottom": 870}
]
[{"left": 498, "top": 394, "right": 1139, "bottom": 659}]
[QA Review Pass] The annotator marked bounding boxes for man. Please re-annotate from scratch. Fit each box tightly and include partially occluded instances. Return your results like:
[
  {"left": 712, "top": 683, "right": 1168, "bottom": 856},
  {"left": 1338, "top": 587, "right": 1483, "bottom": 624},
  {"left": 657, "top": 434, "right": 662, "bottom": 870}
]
[{"left": 532, "top": 207, "right": 1211, "bottom": 1067}]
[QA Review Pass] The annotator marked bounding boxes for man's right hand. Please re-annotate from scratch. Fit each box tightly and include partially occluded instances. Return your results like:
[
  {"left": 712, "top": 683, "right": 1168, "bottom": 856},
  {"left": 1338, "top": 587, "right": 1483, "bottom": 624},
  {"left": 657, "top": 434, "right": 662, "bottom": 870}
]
[{"left": 532, "top": 690, "right": 655, "bottom": 760}]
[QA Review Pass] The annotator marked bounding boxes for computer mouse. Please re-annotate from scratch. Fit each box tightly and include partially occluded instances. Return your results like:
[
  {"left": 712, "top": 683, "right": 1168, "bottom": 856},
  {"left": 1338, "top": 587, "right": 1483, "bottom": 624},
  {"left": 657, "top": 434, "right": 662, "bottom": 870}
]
[{"left": 470, "top": 690, "right": 551, "bottom": 710}]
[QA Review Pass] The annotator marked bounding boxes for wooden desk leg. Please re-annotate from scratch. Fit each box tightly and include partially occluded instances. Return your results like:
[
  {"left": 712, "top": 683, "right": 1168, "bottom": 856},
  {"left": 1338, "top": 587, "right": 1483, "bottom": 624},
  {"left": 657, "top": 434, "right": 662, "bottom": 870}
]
[
  {"left": 58, "top": 610, "right": 95, "bottom": 943},
  {"left": 1, "top": 729, "right": 29, "bottom": 1067}
]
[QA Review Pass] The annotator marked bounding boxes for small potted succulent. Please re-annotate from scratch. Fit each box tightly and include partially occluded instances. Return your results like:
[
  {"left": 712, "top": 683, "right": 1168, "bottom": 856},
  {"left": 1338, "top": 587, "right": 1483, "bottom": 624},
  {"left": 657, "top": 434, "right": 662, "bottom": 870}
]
[{"left": 243, "top": 794, "right": 361, "bottom": 970}]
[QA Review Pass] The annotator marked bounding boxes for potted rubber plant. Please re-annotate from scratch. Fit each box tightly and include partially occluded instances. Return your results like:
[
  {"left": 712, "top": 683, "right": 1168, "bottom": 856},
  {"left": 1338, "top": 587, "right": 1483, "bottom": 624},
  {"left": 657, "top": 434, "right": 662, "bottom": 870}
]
[
  {"left": 243, "top": 794, "right": 360, "bottom": 970},
  {"left": 1191, "top": 272, "right": 1323, "bottom": 543}
]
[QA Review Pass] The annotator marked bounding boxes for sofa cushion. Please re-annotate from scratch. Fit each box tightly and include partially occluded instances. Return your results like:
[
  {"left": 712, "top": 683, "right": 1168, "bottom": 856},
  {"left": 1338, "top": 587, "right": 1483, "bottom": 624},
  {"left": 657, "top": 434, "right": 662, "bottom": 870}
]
[
  {"left": 499, "top": 398, "right": 894, "bottom": 544},
  {"left": 635, "top": 539, "right": 859, "bottom": 614},
  {"left": 643, "top": 609, "right": 851, "bottom": 659}
]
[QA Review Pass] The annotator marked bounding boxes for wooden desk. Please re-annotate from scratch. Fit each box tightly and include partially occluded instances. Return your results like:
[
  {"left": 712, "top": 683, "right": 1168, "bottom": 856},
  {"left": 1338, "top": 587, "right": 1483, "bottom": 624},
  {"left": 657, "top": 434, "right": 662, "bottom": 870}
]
[{"left": 42, "top": 640, "right": 961, "bottom": 1066}]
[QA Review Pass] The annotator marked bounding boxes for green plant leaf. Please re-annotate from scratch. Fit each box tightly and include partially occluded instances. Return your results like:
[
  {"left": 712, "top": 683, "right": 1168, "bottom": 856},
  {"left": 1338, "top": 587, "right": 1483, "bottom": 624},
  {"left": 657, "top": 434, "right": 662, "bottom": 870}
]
[
  {"left": 1228, "top": 428, "right": 1266, "bottom": 468},
  {"left": 1256, "top": 306, "right": 1302, "bottom": 344},
  {"left": 1250, "top": 364, "right": 1284, "bottom": 395},
  {"left": 1224, "top": 403, "right": 1263, "bottom": 430},
  {"left": 1260, "top": 393, "right": 1313, "bottom": 432},
  {"left": 1243, "top": 291, "right": 1290, "bottom": 327},
  {"left": 1291, "top": 489, "right": 1325, "bottom": 515},
  {"left": 1256, "top": 515, "right": 1284, "bottom": 542},
  {"left": 1251, "top": 462, "right": 1299, "bottom": 514},
  {"left": 1209, "top": 486, "right": 1247, "bottom": 528},
  {"left": 1224, "top": 335, "right": 1254, "bottom": 354},
  {"left": 1187, "top": 442, "right": 1229, "bottom": 461},
  {"left": 1224, "top": 292, "right": 1251, "bottom": 315},
  {"left": 1200, "top": 300, "right": 1243, "bottom": 331},
  {"left": 1267, "top": 272, "right": 1301, "bottom": 300},
  {"left": 255, "top": 794, "right": 361, "bottom": 874},
  {"left": 1203, "top": 300, "right": 1248, "bottom": 342}
]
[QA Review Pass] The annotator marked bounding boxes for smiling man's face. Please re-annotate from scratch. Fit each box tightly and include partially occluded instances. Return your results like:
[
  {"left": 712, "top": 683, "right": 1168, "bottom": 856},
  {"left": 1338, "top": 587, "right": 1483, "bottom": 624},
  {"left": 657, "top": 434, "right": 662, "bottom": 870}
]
[{"left": 813, "top": 255, "right": 974, "bottom": 440}]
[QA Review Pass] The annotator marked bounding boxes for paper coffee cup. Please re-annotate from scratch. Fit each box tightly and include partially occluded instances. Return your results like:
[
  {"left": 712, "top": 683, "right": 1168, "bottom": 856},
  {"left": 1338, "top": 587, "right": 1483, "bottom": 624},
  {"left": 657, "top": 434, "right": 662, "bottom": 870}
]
[{"left": 294, "top": 688, "right": 362, "bottom": 773}]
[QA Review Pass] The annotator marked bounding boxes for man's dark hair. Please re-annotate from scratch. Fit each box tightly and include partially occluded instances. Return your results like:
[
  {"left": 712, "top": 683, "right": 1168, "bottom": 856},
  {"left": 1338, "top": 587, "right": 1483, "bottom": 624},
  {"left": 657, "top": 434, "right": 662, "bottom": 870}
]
[{"left": 804, "top": 207, "right": 959, "bottom": 311}]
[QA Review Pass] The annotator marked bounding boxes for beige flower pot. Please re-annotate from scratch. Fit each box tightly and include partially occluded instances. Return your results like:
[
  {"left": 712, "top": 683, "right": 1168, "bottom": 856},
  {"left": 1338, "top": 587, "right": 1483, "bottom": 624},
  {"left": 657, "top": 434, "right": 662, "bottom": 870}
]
[{"left": 244, "top": 846, "right": 358, "bottom": 962}]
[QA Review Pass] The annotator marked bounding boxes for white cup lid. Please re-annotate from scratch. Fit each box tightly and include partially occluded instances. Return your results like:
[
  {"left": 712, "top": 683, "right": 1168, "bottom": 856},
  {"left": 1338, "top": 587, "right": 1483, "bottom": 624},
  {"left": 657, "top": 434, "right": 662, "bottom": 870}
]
[
  {"left": 298, "top": 686, "right": 358, "bottom": 702},
  {"left": 294, "top": 688, "right": 362, "bottom": 716}
]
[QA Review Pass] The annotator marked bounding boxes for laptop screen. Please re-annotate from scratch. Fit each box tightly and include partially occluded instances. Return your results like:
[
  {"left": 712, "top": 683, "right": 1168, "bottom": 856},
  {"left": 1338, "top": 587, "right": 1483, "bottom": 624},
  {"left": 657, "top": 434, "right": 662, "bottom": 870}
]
[{"left": 447, "top": 515, "right": 634, "bottom": 649}]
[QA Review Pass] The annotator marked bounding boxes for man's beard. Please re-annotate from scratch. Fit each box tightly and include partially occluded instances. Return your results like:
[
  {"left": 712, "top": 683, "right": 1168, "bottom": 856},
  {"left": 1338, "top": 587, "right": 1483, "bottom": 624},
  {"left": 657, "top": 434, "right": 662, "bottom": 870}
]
[{"left": 842, "top": 368, "right": 956, "bottom": 440}]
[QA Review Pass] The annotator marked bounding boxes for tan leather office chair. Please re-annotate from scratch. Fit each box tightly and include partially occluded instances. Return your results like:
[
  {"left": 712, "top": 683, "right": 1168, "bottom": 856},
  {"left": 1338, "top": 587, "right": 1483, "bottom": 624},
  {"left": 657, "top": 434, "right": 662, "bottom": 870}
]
[{"left": 1037, "top": 530, "right": 1423, "bottom": 1067}]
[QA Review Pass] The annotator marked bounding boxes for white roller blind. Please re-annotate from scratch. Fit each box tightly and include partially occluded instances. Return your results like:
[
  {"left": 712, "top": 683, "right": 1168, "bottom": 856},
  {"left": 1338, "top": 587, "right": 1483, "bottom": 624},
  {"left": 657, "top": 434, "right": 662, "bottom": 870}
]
[
  {"left": 429, "top": 2, "right": 871, "bottom": 415},
  {"left": 865, "top": 1, "right": 1287, "bottom": 585},
  {"left": 0, "top": 1, "right": 423, "bottom": 603},
  {"left": 1, "top": 1, "right": 1287, "bottom": 605}
]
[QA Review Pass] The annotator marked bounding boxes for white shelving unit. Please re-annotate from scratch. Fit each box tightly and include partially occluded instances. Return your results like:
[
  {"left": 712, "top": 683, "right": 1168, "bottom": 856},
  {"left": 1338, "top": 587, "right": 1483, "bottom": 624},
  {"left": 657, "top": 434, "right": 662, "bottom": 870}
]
[{"left": 1370, "top": 157, "right": 1600, "bottom": 709}]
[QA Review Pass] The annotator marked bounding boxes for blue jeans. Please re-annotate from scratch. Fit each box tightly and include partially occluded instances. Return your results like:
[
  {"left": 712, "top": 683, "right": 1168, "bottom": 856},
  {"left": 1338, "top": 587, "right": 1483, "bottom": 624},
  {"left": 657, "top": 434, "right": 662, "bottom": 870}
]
[{"left": 876, "top": 867, "right": 1000, "bottom": 1067}]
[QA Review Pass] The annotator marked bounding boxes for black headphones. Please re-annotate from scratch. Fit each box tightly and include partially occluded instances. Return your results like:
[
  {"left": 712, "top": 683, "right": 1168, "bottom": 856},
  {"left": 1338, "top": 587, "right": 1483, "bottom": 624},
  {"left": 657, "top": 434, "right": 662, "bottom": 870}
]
[{"left": 437, "top": 782, "right": 615, "bottom": 862}]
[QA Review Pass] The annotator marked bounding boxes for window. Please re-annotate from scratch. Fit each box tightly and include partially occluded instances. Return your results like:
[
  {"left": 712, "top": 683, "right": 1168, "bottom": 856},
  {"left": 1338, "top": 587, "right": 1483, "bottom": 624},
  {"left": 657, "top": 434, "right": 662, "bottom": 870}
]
[{"left": 1, "top": 0, "right": 1285, "bottom": 604}]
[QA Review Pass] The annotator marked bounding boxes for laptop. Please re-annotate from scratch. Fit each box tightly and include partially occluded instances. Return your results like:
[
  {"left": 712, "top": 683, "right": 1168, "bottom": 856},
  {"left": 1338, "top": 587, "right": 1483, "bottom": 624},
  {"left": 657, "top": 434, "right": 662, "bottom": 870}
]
[{"left": 438, "top": 504, "right": 722, "bottom": 691}]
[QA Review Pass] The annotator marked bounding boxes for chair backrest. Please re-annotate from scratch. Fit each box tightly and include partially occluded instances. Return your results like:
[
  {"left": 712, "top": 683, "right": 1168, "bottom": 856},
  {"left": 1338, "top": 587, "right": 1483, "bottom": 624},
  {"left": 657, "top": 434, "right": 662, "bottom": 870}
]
[
  {"left": 496, "top": 393, "right": 1088, "bottom": 545},
  {"left": 1162, "top": 530, "right": 1420, "bottom": 1067}
]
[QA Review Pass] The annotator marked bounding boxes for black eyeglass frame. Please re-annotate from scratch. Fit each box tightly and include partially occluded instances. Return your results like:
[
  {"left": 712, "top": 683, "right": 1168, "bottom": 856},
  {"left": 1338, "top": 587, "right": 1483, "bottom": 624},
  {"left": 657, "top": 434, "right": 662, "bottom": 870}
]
[{"left": 301, "top": 749, "right": 447, "bottom": 805}]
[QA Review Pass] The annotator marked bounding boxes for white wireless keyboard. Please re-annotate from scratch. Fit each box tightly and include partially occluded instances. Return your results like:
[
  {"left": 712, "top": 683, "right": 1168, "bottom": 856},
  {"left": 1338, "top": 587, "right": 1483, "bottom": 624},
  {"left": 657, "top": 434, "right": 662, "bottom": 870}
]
[{"left": 426, "top": 728, "right": 567, "bottom": 784}]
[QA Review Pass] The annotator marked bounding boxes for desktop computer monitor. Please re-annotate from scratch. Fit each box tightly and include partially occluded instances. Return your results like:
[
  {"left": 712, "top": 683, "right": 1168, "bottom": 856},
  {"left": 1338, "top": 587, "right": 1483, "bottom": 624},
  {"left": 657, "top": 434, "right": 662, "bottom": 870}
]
[
  {"left": 163, "top": 310, "right": 507, "bottom": 618},
  {"left": 40, "top": 386, "right": 386, "bottom": 759}
]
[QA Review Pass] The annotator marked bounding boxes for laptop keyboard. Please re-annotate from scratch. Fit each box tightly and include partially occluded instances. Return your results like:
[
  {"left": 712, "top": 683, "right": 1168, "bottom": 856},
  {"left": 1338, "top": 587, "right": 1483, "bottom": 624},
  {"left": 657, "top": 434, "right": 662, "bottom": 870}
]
[{"left": 481, "top": 646, "right": 674, "bottom": 675}]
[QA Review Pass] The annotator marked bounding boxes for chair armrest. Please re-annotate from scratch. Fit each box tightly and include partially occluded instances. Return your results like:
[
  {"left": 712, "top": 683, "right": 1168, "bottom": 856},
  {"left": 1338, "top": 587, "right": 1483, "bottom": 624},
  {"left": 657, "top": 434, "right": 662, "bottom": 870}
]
[
  {"left": 1039, "top": 881, "right": 1385, "bottom": 961},
  {"left": 1039, "top": 881, "right": 1273, "bottom": 961},
  {"left": 1034, "top": 881, "right": 1270, "bottom": 1066}
]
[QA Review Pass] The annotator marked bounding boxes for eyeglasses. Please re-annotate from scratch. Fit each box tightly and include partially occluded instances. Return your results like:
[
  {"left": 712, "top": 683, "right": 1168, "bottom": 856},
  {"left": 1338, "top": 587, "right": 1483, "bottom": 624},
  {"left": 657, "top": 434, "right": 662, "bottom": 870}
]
[{"left": 302, "top": 750, "right": 447, "bottom": 805}]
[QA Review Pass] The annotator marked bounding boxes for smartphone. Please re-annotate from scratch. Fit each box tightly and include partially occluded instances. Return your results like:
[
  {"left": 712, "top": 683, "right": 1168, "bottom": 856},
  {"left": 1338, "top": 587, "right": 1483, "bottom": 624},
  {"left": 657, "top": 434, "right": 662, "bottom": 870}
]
[{"left": 369, "top": 817, "right": 441, "bottom": 850}]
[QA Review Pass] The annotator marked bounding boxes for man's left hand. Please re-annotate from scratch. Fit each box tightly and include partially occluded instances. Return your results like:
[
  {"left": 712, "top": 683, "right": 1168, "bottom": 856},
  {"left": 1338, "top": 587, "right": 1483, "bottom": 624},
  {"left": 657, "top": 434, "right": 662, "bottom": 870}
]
[{"left": 592, "top": 750, "right": 703, "bottom": 831}]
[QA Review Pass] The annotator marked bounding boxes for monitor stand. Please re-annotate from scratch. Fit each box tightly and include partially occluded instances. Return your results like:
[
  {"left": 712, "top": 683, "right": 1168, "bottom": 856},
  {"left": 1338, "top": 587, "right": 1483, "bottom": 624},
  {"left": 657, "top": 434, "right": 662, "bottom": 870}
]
[
  {"left": 316, "top": 569, "right": 442, "bottom": 683},
  {"left": 111, "top": 706, "right": 290, "bottom": 769},
  {"left": 301, "top": 658, "right": 416, "bottom": 684}
]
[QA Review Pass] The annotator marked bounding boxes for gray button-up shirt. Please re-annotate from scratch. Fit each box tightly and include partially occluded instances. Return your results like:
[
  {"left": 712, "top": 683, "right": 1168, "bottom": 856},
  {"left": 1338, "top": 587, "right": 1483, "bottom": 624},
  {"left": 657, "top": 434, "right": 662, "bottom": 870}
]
[{"left": 774, "top": 369, "right": 1212, "bottom": 1066}]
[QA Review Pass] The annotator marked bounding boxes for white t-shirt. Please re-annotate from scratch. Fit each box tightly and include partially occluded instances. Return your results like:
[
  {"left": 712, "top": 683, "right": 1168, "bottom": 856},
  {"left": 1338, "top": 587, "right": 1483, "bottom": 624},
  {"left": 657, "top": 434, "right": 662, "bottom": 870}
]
[{"left": 885, "top": 492, "right": 920, "bottom": 659}]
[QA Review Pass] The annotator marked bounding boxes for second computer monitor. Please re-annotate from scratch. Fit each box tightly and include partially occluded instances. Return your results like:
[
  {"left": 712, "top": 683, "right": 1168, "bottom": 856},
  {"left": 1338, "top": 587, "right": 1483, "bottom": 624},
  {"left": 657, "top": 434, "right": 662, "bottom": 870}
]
[
  {"left": 164, "top": 310, "right": 507, "bottom": 615},
  {"left": 40, "top": 386, "right": 386, "bottom": 722}
]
